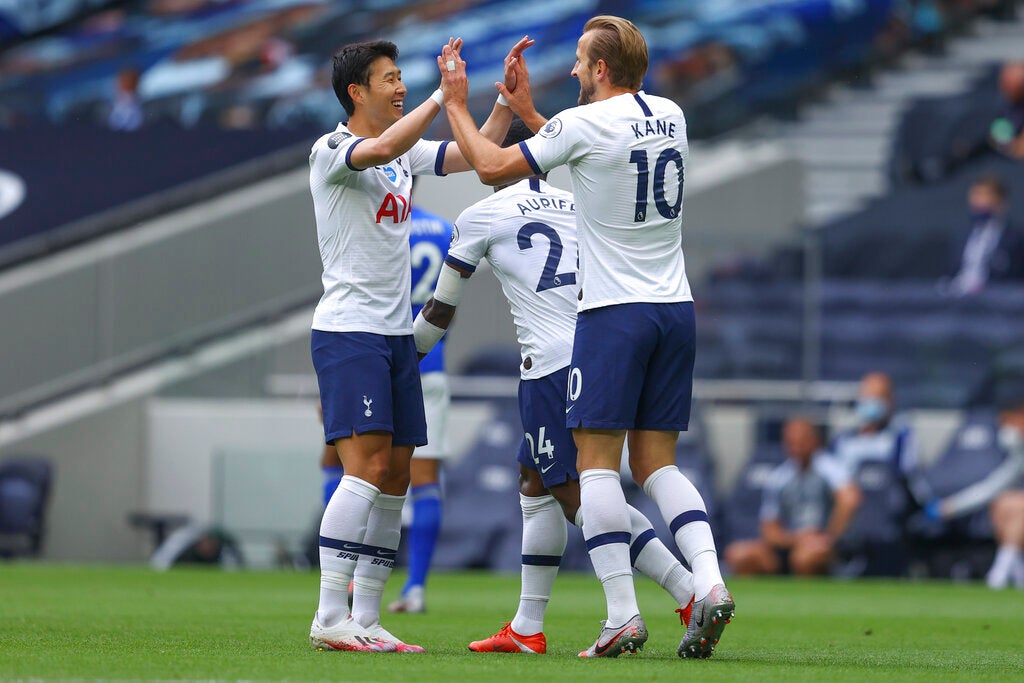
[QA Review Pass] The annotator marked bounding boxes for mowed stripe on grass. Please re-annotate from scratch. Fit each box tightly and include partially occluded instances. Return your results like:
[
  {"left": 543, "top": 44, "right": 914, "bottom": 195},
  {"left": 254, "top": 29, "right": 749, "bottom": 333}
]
[{"left": 1, "top": 564, "right": 1022, "bottom": 682}]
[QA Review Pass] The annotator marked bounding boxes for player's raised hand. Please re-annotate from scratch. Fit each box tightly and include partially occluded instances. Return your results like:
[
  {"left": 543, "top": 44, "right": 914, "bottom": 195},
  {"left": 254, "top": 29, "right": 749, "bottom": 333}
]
[
  {"left": 437, "top": 41, "right": 468, "bottom": 106},
  {"left": 502, "top": 35, "right": 534, "bottom": 93},
  {"left": 496, "top": 53, "right": 536, "bottom": 123}
]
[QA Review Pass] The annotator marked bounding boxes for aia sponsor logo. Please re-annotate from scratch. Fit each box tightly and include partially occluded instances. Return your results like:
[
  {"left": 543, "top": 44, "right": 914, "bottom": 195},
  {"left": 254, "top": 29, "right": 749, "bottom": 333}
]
[{"left": 375, "top": 193, "right": 410, "bottom": 224}]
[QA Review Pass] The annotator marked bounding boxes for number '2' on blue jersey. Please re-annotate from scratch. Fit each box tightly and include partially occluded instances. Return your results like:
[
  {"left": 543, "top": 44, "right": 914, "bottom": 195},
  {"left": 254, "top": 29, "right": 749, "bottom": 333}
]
[{"left": 409, "top": 206, "right": 453, "bottom": 374}]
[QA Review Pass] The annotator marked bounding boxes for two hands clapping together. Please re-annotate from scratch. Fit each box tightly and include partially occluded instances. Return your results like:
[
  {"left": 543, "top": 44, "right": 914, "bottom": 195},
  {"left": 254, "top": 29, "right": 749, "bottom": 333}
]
[{"left": 434, "top": 35, "right": 538, "bottom": 123}]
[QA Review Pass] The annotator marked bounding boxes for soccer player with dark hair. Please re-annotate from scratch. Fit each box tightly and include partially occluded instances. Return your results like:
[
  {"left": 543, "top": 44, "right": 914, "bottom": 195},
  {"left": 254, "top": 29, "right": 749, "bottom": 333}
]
[{"left": 307, "top": 35, "right": 533, "bottom": 654}]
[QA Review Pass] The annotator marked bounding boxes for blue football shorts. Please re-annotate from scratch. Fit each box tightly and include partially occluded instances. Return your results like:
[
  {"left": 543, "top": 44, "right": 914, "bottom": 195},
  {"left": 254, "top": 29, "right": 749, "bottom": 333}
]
[
  {"left": 565, "top": 301, "right": 695, "bottom": 431},
  {"left": 311, "top": 330, "right": 427, "bottom": 447},
  {"left": 516, "top": 365, "right": 579, "bottom": 488}
]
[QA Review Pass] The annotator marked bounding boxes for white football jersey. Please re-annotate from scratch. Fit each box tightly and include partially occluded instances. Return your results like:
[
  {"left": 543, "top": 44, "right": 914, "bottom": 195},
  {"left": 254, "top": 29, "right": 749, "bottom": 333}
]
[
  {"left": 521, "top": 91, "right": 692, "bottom": 311},
  {"left": 308, "top": 122, "right": 449, "bottom": 334},
  {"left": 447, "top": 178, "right": 578, "bottom": 380}
]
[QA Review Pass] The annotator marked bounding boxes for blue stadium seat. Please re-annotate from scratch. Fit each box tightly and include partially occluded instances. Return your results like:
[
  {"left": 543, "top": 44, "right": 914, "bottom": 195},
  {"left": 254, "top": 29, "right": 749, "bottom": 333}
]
[
  {"left": 433, "top": 397, "right": 525, "bottom": 572},
  {"left": 0, "top": 457, "right": 53, "bottom": 558},
  {"left": 719, "top": 443, "right": 787, "bottom": 547}
]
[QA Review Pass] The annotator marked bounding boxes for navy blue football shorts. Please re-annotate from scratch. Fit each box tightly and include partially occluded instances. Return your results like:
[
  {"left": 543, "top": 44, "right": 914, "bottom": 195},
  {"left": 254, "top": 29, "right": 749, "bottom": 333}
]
[
  {"left": 311, "top": 330, "right": 427, "bottom": 447},
  {"left": 516, "top": 365, "right": 579, "bottom": 488},
  {"left": 565, "top": 301, "right": 695, "bottom": 431}
]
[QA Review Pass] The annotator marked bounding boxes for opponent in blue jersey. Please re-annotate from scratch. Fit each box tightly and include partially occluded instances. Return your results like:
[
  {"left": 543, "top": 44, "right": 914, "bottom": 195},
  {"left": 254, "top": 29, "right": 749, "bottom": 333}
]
[{"left": 387, "top": 205, "right": 453, "bottom": 614}]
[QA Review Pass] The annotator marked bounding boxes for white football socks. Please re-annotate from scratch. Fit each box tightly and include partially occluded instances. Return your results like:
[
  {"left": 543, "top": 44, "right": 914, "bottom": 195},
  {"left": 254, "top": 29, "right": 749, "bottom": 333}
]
[
  {"left": 511, "top": 494, "right": 567, "bottom": 636},
  {"left": 987, "top": 544, "right": 1023, "bottom": 589},
  {"left": 643, "top": 465, "right": 724, "bottom": 601},
  {"left": 579, "top": 469, "right": 639, "bottom": 628},
  {"left": 317, "top": 475, "right": 379, "bottom": 626},
  {"left": 626, "top": 505, "right": 695, "bottom": 607},
  {"left": 352, "top": 493, "right": 405, "bottom": 628}
]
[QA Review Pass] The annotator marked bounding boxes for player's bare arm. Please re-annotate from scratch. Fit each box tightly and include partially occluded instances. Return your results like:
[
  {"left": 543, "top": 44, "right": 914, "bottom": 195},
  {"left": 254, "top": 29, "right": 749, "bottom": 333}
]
[
  {"left": 438, "top": 42, "right": 536, "bottom": 185},
  {"left": 440, "top": 36, "right": 535, "bottom": 173},
  {"left": 347, "top": 38, "right": 463, "bottom": 170}
]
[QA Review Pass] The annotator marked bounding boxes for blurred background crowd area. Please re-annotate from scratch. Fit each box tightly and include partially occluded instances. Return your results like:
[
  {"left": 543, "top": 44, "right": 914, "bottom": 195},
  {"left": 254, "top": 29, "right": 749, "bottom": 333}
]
[
  {"left": 1, "top": 0, "right": 1024, "bottom": 577},
  {"left": 1, "top": 0, "right": 1002, "bottom": 134}
]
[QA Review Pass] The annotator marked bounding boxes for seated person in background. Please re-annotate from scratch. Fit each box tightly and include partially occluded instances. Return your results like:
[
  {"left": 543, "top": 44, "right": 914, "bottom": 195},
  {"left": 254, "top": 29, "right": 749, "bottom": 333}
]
[
  {"left": 830, "top": 372, "right": 923, "bottom": 576},
  {"left": 924, "top": 389, "right": 1024, "bottom": 589},
  {"left": 724, "top": 417, "right": 861, "bottom": 576},
  {"left": 990, "top": 61, "right": 1024, "bottom": 159},
  {"left": 947, "top": 174, "right": 1024, "bottom": 296},
  {"left": 833, "top": 371, "right": 918, "bottom": 481}
]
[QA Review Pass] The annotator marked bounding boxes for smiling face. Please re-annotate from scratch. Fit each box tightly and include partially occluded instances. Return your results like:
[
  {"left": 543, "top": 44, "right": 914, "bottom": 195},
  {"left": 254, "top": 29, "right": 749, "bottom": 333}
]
[
  {"left": 352, "top": 55, "right": 406, "bottom": 130},
  {"left": 572, "top": 32, "right": 598, "bottom": 105}
]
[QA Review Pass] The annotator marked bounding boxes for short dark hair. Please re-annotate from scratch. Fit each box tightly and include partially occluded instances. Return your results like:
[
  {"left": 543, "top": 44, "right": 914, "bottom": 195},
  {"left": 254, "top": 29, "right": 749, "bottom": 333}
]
[
  {"left": 332, "top": 40, "right": 399, "bottom": 116},
  {"left": 501, "top": 118, "right": 534, "bottom": 148},
  {"left": 972, "top": 173, "right": 1009, "bottom": 201}
]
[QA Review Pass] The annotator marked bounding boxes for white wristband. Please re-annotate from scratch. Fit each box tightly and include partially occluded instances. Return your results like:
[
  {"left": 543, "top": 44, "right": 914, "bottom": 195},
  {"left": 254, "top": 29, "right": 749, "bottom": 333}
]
[
  {"left": 429, "top": 89, "right": 444, "bottom": 107},
  {"left": 413, "top": 312, "right": 447, "bottom": 355},
  {"left": 496, "top": 92, "right": 509, "bottom": 107}
]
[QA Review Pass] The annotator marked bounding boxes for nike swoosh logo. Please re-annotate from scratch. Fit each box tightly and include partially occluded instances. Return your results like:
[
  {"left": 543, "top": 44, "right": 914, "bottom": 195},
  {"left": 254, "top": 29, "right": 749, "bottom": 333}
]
[
  {"left": 694, "top": 612, "right": 705, "bottom": 628},
  {"left": 367, "top": 547, "right": 395, "bottom": 557},
  {"left": 540, "top": 463, "right": 556, "bottom": 474},
  {"left": 340, "top": 543, "right": 363, "bottom": 552},
  {"left": 593, "top": 626, "right": 630, "bottom": 656}
]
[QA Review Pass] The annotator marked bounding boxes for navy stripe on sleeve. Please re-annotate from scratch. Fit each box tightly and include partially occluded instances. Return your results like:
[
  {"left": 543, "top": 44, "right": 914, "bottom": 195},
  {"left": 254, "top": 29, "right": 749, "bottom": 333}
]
[
  {"left": 346, "top": 138, "right": 370, "bottom": 172},
  {"left": 345, "top": 138, "right": 367, "bottom": 171},
  {"left": 445, "top": 255, "right": 477, "bottom": 273},
  {"left": 434, "top": 140, "right": 451, "bottom": 176},
  {"left": 519, "top": 141, "right": 543, "bottom": 175}
]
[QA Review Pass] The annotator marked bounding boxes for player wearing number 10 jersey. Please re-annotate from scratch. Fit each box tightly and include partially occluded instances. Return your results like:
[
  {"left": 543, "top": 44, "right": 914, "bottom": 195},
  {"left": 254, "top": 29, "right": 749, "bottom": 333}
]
[
  {"left": 414, "top": 120, "right": 696, "bottom": 656},
  {"left": 436, "top": 16, "right": 734, "bottom": 659}
]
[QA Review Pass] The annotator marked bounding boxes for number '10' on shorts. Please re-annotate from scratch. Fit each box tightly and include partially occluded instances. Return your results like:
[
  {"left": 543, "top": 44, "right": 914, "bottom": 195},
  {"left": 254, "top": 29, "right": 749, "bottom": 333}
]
[{"left": 565, "top": 301, "right": 695, "bottom": 431}]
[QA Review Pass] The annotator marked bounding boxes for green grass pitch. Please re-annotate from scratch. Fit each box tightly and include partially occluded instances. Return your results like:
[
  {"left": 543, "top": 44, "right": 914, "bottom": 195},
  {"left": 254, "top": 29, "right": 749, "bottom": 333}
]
[{"left": 1, "top": 564, "right": 1022, "bottom": 681}]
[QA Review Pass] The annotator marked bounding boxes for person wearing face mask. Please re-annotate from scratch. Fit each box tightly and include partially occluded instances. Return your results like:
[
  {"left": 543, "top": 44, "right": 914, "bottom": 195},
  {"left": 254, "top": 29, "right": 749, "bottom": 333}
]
[
  {"left": 947, "top": 175, "right": 1024, "bottom": 297},
  {"left": 829, "top": 372, "right": 920, "bottom": 576},
  {"left": 922, "top": 388, "right": 1024, "bottom": 589}
]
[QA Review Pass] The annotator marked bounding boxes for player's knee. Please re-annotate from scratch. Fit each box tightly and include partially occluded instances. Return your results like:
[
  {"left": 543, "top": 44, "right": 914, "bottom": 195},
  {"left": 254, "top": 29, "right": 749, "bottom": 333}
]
[{"left": 518, "top": 468, "right": 547, "bottom": 497}]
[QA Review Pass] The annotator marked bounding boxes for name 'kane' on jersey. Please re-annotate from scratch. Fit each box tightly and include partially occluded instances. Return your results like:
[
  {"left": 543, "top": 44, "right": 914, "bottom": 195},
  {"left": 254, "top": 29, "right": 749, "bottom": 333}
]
[
  {"left": 520, "top": 92, "right": 692, "bottom": 311},
  {"left": 308, "top": 122, "right": 449, "bottom": 335},
  {"left": 446, "top": 178, "right": 577, "bottom": 380}
]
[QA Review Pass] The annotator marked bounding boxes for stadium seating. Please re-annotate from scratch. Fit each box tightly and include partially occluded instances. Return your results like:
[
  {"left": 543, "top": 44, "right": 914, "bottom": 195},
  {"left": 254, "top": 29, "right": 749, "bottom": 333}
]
[
  {"left": 698, "top": 279, "right": 1024, "bottom": 409},
  {"left": 432, "top": 397, "right": 525, "bottom": 572},
  {"left": 0, "top": 457, "right": 53, "bottom": 558}
]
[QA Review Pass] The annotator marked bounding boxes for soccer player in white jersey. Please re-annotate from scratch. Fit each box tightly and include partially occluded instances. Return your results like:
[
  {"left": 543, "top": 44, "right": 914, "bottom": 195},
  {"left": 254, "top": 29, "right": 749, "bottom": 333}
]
[
  {"left": 308, "top": 35, "right": 533, "bottom": 654},
  {"left": 435, "top": 16, "right": 734, "bottom": 659},
  {"left": 413, "top": 120, "right": 695, "bottom": 656}
]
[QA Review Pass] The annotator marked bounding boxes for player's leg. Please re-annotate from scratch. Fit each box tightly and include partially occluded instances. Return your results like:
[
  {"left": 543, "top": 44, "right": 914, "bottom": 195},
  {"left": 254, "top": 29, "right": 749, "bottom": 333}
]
[
  {"left": 987, "top": 490, "right": 1024, "bottom": 589},
  {"left": 789, "top": 533, "right": 834, "bottom": 576},
  {"left": 627, "top": 302, "right": 733, "bottom": 659},
  {"left": 724, "top": 539, "right": 782, "bottom": 576},
  {"left": 349, "top": 335, "right": 427, "bottom": 652},
  {"left": 388, "top": 458, "right": 440, "bottom": 613},
  {"left": 469, "top": 464, "right": 565, "bottom": 654},
  {"left": 309, "top": 330, "right": 397, "bottom": 652},
  {"left": 470, "top": 371, "right": 575, "bottom": 653},
  {"left": 569, "top": 306, "right": 656, "bottom": 658},
  {"left": 391, "top": 371, "right": 450, "bottom": 613}
]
